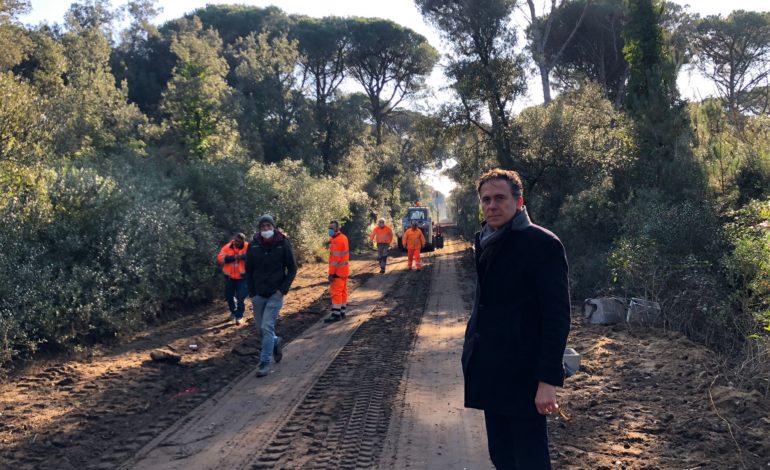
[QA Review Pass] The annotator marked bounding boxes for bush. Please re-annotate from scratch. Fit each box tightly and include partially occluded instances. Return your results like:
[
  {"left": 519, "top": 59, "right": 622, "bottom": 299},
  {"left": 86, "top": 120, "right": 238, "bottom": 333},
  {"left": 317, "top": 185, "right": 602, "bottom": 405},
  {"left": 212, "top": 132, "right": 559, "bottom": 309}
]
[
  {"left": 554, "top": 178, "right": 621, "bottom": 298},
  {"left": 0, "top": 164, "right": 220, "bottom": 364},
  {"left": 736, "top": 156, "right": 770, "bottom": 205},
  {"left": 722, "top": 199, "right": 770, "bottom": 335},
  {"left": 247, "top": 160, "right": 358, "bottom": 260}
]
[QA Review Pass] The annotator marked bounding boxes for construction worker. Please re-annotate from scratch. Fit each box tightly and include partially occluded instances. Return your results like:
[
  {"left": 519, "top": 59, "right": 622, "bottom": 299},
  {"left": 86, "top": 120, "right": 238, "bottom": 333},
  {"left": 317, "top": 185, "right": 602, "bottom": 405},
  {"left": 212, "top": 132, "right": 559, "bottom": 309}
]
[
  {"left": 216, "top": 233, "right": 249, "bottom": 325},
  {"left": 402, "top": 220, "right": 426, "bottom": 270},
  {"left": 324, "top": 220, "right": 349, "bottom": 323},
  {"left": 370, "top": 218, "right": 394, "bottom": 273}
]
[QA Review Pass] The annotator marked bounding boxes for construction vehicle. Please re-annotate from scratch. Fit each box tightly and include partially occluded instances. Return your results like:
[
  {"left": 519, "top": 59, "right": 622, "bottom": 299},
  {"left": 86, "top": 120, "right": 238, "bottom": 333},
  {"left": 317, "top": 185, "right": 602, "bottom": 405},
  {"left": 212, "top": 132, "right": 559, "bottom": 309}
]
[{"left": 397, "top": 205, "right": 439, "bottom": 252}]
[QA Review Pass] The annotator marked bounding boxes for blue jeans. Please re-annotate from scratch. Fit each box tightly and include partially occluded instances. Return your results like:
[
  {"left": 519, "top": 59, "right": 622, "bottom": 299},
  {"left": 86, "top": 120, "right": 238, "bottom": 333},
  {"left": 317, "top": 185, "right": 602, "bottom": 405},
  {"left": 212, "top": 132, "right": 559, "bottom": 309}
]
[
  {"left": 252, "top": 292, "right": 283, "bottom": 364},
  {"left": 225, "top": 278, "right": 248, "bottom": 319}
]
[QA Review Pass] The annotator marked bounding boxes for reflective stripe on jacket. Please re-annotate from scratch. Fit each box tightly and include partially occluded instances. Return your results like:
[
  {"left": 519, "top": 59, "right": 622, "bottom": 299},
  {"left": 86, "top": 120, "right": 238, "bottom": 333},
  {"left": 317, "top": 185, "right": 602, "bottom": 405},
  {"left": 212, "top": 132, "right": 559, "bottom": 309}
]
[
  {"left": 370, "top": 225, "right": 394, "bottom": 245},
  {"left": 402, "top": 227, "right": 426, "bottom": 250},
  {"left": 329, "top": 232, "right": 350, "bottom": 278},
  {"left": 217, "top": 241, "right": 249, "bottom": 279}
]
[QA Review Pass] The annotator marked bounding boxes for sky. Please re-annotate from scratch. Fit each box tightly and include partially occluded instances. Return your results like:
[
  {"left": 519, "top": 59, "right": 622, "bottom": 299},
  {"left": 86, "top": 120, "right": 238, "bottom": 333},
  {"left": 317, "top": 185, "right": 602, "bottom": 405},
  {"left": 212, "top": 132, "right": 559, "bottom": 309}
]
[{"left": 18, "top": 0, "right": 770, "bottom": 196}]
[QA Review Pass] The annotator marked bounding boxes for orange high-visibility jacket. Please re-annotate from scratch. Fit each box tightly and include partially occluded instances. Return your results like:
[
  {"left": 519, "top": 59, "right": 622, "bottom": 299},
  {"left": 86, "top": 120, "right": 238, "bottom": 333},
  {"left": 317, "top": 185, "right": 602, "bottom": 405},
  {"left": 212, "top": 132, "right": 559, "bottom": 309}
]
[
  {"left": 329, "top": 232, "right": 350, "bottom": 278},
  {"left": 217, "top": 241, "right": 249, "bottom": 279},
  {"left": 370, "top": 225, "right": 394, "bottom": 245},
  {"left": 402, "top": 227, "right": 426, "bottom": 250}
]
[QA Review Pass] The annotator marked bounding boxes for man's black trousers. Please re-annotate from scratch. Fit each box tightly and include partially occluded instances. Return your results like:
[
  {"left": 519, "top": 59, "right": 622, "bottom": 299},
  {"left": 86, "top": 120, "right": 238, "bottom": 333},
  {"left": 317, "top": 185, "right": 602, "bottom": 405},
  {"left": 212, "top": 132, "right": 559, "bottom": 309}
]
[{"left": 484, "top": 411, "right": 551, "bottom": 470}]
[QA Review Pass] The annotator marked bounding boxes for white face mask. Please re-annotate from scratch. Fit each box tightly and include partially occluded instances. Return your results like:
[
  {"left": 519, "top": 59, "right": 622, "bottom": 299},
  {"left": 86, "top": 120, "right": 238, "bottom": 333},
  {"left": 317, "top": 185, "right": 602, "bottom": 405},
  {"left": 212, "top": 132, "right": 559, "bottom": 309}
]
[{"left": 261, "top": 230, "right": 274, "bottom": 239}]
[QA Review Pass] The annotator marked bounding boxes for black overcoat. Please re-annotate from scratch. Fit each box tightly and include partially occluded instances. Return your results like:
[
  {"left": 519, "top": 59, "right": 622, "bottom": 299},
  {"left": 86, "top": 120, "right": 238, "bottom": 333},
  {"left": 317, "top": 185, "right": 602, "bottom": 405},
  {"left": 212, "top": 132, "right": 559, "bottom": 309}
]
[{"left": 462, "top": 223, "right": 571, "bottom": 418}]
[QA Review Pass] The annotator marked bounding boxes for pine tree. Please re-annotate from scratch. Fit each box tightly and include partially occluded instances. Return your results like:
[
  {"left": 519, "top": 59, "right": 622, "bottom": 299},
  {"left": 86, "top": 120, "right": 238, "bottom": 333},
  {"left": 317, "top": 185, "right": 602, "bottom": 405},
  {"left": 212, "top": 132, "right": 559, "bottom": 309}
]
[
  {"left": 160, "top": 17, "right": 242, "bottom": 161},
  {"left": 622, "top": 0, "right": 704, "bottom": 200}
]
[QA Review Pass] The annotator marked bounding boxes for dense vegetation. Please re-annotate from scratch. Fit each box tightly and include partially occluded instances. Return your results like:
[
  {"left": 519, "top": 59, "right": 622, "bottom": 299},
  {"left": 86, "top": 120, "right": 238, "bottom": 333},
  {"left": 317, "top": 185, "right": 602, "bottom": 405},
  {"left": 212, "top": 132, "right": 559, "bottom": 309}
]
[{"left": 1, "top": 0, "right": 769, "bottom": 390}]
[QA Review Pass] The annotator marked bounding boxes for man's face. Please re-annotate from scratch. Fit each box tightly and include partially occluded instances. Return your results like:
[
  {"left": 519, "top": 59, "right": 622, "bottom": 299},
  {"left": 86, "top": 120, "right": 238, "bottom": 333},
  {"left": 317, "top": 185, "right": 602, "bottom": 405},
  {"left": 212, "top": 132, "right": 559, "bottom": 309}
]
[
  {"left": 411, "top": 221, "right": 418, "bottom": 229},
  {"left": 259, "top": 222, "right": 274, "bottom": 232},
  {"left": 379, "top": 221, "right": 385, "bottom": 227},
  {"left": 329, "top": 223, "right": 337, "bottom": 233},
  {"left": 479, "top": 179, "right": 522, "bottom": 230},
  {"left": 233, "top": 238, "right": 244, "bottom": 248}
]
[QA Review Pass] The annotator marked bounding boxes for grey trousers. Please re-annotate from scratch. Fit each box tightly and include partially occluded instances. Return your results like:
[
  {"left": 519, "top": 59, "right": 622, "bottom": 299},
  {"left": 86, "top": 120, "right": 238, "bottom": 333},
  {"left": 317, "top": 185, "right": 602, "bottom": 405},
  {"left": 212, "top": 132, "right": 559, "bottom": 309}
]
[{"left": 377, "top": 244, "right": 389, "bottom": 269}]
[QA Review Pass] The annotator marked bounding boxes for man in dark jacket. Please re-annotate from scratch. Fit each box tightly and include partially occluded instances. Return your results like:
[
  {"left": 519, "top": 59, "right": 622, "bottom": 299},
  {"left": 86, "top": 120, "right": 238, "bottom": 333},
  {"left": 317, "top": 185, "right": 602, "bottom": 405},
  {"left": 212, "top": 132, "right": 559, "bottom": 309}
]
[
  {"left": 246, "top": 214, "right": 298, "bottom": 378},
  {"left": 461, "top": 169, "right": 571, "bottom": 469}
]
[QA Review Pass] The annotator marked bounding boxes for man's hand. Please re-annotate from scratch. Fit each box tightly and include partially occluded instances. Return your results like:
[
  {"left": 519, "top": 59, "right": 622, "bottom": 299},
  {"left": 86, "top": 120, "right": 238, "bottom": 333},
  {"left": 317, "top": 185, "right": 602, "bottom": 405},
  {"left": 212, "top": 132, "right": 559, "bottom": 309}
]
[{"left": 534, "top": 382, "right": 559, "bottom": 416}]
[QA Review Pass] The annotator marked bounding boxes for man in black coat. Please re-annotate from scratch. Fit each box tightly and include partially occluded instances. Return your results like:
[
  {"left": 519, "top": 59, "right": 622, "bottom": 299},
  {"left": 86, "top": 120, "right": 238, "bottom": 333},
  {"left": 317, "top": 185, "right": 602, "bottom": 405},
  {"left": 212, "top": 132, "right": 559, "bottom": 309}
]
[
  {"left": 461, "top": 169, "right": 571, "bottom": 469},
  {"left": 246, "top": 214, "right": 298, "bottom": 378}
]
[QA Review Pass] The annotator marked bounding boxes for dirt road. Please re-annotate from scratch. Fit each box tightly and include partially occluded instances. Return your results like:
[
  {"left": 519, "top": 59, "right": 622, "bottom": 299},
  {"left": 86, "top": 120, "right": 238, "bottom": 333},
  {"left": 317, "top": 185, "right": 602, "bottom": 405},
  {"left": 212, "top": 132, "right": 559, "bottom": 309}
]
[
  {"left": 123, "top": 251, "right": 423, "bottom": 469},
  {"left": 379, "top": 237, "right": 490, "bottom": 469},
  {"left": 2, "top": 234, "right": 770, "bottom": 469}
]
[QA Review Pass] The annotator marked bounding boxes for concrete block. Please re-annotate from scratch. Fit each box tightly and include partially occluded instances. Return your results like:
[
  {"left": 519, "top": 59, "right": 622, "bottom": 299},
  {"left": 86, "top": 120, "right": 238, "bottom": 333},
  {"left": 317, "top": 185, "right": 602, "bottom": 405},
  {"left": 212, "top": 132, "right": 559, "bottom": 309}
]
[
  {"left": 583, "top": 297, "right": 626, "bottom": 325},
  {"left": 626, "top": 298, "right": 662, "bottom": 327},
  {"left": 563, "top": 348, "right": 581, "bottom": 378}
]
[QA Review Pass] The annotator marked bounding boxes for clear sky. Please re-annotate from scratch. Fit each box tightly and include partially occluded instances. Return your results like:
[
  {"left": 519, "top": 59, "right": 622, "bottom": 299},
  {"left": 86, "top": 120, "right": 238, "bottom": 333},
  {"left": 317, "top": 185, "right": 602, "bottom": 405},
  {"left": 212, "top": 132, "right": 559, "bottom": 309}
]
[{"left": 18, "top": 0, "right": 770, "bottom": 195}]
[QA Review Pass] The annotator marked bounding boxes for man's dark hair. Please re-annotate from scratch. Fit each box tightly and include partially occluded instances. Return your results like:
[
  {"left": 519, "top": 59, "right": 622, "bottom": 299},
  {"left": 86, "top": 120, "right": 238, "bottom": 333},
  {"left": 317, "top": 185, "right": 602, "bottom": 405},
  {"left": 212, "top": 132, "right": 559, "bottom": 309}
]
[
  {"left": 329, "top": 220, "right": 339, "bottom": 229},
  {"left": 234, "top": 232, "right": 246, "bottom": 241},
  {"left": 476, "top": 169, "right": 523, "bottom": 197}
]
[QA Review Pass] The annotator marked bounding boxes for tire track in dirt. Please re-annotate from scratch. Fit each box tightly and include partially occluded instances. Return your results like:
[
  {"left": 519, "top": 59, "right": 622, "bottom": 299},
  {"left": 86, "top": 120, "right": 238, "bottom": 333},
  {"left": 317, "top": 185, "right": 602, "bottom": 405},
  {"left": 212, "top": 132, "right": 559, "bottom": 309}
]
[
  {"left": 250, "top": 268, "right": 432, "bottom": 469},
  {"left": 379, "top": 237, "right": 490, "bottom": 469},
  {"left": 121, "top": 251, "right": 421, "bottom": 469}
]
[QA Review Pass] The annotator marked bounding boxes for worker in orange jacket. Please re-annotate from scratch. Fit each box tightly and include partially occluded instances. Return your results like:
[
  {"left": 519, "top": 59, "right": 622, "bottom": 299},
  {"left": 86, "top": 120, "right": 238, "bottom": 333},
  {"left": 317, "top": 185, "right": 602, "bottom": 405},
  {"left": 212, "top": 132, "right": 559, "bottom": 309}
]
[
  {"left": 370, "top": 218, "right": 394, "bottom": 274},
  {"left": 216, "top": 233, "right": 249, "bottom": 324},
  {"left": 324, "top": 220, "right": 350, "bottom": 323},
  {"left": 402, "top": 220, "right": 426, "bottom": 270}
]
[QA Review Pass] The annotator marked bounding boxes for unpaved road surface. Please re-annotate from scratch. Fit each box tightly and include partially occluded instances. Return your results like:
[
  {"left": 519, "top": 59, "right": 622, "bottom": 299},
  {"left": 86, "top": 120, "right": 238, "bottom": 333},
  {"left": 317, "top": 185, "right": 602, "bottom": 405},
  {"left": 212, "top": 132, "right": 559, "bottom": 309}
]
[
  {"left": 379, "top": 237, "right": 489, "bottom": 469},
  {"left": 123, "top": 250, "right": 427, "bottom": 469},
  {"left": 2, "top": 234, "right": 770, "bottom": 469}
]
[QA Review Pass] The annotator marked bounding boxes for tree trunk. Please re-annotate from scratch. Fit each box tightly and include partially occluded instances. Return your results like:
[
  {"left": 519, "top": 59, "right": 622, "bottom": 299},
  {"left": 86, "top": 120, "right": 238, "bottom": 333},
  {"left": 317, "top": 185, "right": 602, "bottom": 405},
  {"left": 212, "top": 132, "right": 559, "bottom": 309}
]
[
  {"left": 539, "top": 62, "right": 552, "bottom": 104},
  {"left": 526, "top": 0, "right": 590, "bottom": 106},
  {"left": 375, "top": 116, "right": 383, "bottom": 146}
]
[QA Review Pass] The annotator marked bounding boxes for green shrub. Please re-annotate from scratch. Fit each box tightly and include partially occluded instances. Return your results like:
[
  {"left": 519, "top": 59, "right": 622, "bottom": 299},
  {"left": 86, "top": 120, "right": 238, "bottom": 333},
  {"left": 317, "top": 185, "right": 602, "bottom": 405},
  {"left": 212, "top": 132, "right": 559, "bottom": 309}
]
[
  {"left": 723, "top": 199, "right": 770, "bottom": 336},
  {"left": 0, "top": 156, "right": 369, "bottom": 365},
  {"left": 554, "top": 178, "right": 621, "bottom": 298},
  {"left": 248, "top": 160, "right": 357, "bottom": 260},
  {"left": 0, "top": 164, "right": 221, "bottom": 363}
]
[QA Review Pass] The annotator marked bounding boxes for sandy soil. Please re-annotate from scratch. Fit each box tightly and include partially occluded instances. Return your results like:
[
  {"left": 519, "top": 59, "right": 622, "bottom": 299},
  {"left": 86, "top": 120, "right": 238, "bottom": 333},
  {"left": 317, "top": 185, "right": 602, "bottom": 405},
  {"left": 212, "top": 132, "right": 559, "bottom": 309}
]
[
  {"left": 552, "top": 321, "right": 770, "bottom": 469},
  {"left": 2, "top": 235, "right": 770, "bottom": 470}
]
